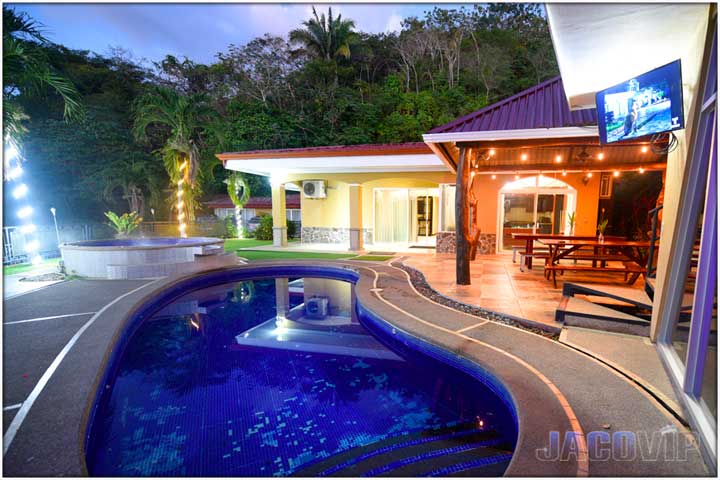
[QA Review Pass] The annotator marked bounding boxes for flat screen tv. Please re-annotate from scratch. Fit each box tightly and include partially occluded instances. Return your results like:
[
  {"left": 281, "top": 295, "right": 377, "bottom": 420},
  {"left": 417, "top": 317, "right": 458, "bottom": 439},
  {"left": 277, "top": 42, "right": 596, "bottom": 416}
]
[{"left": 596, "top": 60, "right": 684, "bottom": 144}]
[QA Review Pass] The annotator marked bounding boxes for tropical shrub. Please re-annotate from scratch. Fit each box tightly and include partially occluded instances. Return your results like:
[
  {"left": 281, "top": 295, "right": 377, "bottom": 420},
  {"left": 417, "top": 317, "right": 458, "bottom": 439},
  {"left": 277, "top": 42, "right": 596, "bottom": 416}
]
[
  {"left": 286, "top": 219, "right": 297, "bottom": 238},
  {"left": 105, "top": 211, "right": 142, "bottom": 237},
  {"left": 254, "top": 215, "right": 274, "bottom": 240}
]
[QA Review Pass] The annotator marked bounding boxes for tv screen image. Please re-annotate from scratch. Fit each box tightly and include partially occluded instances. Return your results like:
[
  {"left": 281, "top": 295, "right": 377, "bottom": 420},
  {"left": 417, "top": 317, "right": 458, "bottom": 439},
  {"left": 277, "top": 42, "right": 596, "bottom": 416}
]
[{"left": 596, "top": 60, "right": 684, "bottom": 144}]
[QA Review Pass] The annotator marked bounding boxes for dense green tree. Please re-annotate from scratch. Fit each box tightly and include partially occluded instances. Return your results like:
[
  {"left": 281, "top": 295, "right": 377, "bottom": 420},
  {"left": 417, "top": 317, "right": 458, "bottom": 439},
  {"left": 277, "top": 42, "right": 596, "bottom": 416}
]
[
  {"left": 3, "top": 7, "right": 83, "bottom": 146},
  {"left": 4, "top": 4, "right": 560, "bottom": 226}
]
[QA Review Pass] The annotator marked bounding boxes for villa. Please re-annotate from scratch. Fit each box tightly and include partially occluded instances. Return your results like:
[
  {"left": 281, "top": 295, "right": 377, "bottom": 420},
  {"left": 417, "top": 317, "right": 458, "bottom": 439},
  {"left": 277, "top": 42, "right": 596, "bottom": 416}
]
[{"left": 2, "top": 3, "right": 716, "bottom": 478}]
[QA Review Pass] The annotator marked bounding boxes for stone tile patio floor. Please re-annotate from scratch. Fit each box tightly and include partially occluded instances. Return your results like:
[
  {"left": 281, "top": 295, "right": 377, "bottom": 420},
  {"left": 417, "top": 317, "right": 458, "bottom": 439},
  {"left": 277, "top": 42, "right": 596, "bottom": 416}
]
[{"left": 403, "top": 252, "right": 647, "bottom": 329}]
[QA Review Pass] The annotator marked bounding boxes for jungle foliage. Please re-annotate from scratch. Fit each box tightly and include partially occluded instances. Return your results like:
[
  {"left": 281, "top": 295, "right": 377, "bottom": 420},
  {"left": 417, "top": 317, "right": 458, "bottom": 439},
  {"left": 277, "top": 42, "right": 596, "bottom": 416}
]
[{"left": 3, "top": 4, "right": 558, "bottom": 223}]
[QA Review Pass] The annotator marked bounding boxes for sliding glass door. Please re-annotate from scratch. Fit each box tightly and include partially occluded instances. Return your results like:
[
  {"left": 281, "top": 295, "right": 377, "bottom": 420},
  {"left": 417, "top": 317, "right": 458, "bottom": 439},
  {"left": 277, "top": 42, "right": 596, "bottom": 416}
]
[{"left": 373, "top": 189, "right": 409, "bottom": 245}]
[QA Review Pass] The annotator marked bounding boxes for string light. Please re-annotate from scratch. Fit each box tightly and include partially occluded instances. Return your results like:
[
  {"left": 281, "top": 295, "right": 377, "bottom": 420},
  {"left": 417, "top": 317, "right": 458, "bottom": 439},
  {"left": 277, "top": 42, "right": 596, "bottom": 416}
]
[
  {"left": 521, "top": 153, "right": 528, "bottom": 161},
  {"left": 7, "top": 165, "right": 22, "bottom": 180},
  {"left": 177, "top": 160, "right": 189, "bottom": 238},
  {"left": 6, "top": 141, "right": 42, "bottom": 265},
  {"left": 17, "top": 206, "right": 32, "bottom": 219},
  {"left": 555, "top": 155, "right": 562, "bottom": 163},
  {"left": 613, "top": 170, "right": 620, "bottom": 177},
  {"left": 586, "top": 172, "right": 593, "bottom": 178},
  {"left": 491, "top": 174, "right": 497, "bottom": 180},
  {"left": 639, "top": 167, "right": 645, "bottom": 174},
  {"left": 515, "top": 174, "right": 520, "bottom": 180},
  {"left": 641, "top": 146, "right": 648, "bottom": 153},
  {"left": 561, "top": 170, "right": 567, "bottom": 176},
  {"left": 489, "top": 148, "right": 496, "bottom": 156},
  {"left": 12, "top": 183, "right": 28, "bottom": 199},
  {"left": 597, "top": 152, "right": 605, "bottom": 160}
]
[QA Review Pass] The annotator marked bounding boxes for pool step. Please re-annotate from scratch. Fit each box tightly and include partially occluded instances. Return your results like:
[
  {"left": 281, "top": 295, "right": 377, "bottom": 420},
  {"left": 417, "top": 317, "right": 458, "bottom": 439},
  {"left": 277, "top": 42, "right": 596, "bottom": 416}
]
[
  {"left": 193, "top": 244, "right": 225, "bottom": 256},
  {"left": 292, "top": 425, "right": 512, "bottom": 477},
  {"left": 556, "top": 296, "right": 650, "bottom": 336}
]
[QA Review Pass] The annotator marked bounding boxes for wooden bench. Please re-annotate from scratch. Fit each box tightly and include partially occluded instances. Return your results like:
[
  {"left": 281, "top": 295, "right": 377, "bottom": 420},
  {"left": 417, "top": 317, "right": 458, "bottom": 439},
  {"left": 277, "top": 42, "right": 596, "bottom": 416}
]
[
  {"left": 545, "top": 263, "right": 646, "bottom": 288},
  {"left": 518, "top": 251, "right": 551, "bottom": 271}
]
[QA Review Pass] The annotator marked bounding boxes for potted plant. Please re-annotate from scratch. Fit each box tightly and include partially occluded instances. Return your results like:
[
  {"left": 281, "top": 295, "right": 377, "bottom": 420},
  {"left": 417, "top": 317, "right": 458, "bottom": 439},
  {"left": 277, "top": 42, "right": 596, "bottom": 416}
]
[
  {"left": 597, "top": 209, "right": 609, "bottom": 243},
  {"left": 567, "top": 211, "right": 576, "bottom": 236},
  {"left": 105, "top": 211, "right": 142, "bottom": 239}
]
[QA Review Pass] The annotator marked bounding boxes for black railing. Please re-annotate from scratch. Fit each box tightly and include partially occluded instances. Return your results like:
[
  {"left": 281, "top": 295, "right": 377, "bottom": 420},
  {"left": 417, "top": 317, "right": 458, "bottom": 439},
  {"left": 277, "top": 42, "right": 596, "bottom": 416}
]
[{"left": 647, "top": 204, "right": 663, "bottom": 277}]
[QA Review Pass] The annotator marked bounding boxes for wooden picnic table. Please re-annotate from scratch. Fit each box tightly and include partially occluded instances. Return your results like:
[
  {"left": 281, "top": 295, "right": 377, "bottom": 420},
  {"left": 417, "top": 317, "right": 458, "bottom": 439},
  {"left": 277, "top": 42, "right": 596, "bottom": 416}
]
[
  {"left": 511, "top": 233, "right": 600, "bottom": 269},
  {"left": 539, "top": 238, "right": 658, "bottom": 287}
]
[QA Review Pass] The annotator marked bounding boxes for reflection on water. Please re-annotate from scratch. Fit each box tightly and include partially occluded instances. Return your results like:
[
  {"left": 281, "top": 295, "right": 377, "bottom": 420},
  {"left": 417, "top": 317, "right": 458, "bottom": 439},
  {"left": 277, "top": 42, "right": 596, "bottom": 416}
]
[{"left": 87, "top": 277, "right": 516, "bottom": 476}]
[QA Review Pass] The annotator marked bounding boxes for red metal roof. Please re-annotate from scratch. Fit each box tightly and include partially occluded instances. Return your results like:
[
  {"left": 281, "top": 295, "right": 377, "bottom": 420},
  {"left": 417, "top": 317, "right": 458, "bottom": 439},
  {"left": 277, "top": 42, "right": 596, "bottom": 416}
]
[
  {"left": 428, "top": 76, "right": 597, "bottom": 134},
  {"left": 205, "top": 194, "right": 301, "bottom": 210},
  {"left": 217, "top": 142, "right": 431, "bottom": 160}
]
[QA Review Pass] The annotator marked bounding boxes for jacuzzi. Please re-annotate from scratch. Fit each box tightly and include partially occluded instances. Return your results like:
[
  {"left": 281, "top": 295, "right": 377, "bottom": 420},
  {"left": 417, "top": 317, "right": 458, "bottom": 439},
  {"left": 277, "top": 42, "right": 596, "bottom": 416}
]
[{"left": 60, "top": 237, "right": 238, "bottom": 279}]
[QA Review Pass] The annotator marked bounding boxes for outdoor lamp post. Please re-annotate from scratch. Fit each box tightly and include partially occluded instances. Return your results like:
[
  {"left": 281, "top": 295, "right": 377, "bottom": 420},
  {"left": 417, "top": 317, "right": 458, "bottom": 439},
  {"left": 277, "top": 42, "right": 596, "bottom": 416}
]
[{"left": 50, "top": 207, "right": 60, "bottom": 247}]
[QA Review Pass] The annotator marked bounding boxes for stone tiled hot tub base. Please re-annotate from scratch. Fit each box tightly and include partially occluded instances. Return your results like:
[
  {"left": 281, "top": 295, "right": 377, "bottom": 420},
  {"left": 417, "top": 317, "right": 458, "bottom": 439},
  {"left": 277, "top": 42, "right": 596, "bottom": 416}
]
[{"left": 60, "top": 237, "right": 238, "bottom": 279}]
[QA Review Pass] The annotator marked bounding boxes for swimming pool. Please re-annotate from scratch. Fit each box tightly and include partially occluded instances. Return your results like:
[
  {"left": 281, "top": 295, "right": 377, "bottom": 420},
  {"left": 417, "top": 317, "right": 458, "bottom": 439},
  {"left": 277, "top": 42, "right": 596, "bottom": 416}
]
[{"left": 85, "top": 267, "right": 517, "bottom": 476}]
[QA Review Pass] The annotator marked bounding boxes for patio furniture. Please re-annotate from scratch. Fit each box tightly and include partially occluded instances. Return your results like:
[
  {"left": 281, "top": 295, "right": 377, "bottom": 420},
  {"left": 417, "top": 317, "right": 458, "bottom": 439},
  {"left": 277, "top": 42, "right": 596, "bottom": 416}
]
[
  {"left": 540, "top": 238, "right": 657, "bottom": 288},
  {"left": 511, "top": 233, "right": 600, "bottom": 269}
]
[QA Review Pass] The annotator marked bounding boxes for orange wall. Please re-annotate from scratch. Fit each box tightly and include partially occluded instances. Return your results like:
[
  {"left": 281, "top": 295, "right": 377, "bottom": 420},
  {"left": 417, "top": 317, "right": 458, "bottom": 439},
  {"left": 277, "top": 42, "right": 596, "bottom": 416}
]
[{"left": 472, "top": 173, "right": 601, "bottom": 239}]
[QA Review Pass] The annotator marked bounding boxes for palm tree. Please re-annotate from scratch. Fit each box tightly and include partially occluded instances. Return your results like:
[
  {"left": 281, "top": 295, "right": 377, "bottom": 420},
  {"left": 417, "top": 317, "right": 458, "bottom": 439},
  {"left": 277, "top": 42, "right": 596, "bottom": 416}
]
[
  {"left": 225, "top": 172, "right": 250, "bottom": 238},
  {"left": 3, "top": 7, "right": 83, "bottom": 145},
  {"left": 99, "top": 158, "right": 163, "bottom": 218},
  {"left": 132, "top": 85, "right": 209, "bottom": 223},
  {"left": 289, "top": 7, "right": 356, "bottom": 84}
]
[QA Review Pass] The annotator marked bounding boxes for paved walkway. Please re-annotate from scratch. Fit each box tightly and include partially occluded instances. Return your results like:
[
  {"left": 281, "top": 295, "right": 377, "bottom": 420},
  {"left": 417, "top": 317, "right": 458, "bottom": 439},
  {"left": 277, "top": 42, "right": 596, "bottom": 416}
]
[
  {"left": 3, "top": 265, "right": 64, "bottom": 299},
  {"left": 404, "top": 253, "right": 646, "bottom": 328},
  {"left": 1, "top": 261, "right": 710, "bottom": 476}
]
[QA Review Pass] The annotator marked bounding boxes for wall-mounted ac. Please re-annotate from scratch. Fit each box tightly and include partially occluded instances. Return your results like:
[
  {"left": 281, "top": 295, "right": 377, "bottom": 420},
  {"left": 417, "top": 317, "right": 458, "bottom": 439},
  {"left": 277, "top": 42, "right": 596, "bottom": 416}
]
[
  {"left": 302, "top": 180, "right": 327, "bottom": 199},
  {"left": 305, "top": 296, "right": 329, "bottom": 319}
]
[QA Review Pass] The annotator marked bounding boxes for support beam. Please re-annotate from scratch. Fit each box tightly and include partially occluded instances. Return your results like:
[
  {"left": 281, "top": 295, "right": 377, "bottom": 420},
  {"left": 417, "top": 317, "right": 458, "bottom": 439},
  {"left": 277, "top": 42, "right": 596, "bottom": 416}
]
[
  {"left": 348, "top": 183, "right": 363, "bottom": 251},
  {"left": 455, "top": 147, "right": 471, "bottom": 285},
  {"left": 271, "top": 183, "right": 287, "bottom": 247}
]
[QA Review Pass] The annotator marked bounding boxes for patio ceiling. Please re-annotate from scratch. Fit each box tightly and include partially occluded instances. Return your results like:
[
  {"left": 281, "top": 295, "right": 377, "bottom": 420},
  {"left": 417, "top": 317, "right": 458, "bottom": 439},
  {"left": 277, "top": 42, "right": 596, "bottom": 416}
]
[
  {"left": 467, "top": 142, "right": 666, "bottom": 173},
  {"left": 546, "top": 4, "right": 711, "bottom": 109}
]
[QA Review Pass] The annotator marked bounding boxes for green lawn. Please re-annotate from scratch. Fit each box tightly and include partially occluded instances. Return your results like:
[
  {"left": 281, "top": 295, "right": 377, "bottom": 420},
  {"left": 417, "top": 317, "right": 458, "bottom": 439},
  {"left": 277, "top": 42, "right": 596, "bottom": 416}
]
[
  {"left": 3, "top": 257, "right": 60, "bottom": 276},
  {"left": 223, "top": 238, "right": 299, "bottom": 251},
  {"left": 236, "top": 250, "right": 356, "bottom": 261},
  {"left": 351, "top": 255, "right": 395, "bottom": 262},
  {"left": 223, "top": 238, "right": 273, "bottom": 251}
]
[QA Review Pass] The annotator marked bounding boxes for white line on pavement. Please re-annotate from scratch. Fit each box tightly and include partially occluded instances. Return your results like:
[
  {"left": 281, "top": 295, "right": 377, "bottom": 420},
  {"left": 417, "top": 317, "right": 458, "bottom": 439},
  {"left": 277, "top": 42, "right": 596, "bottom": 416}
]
[
  {"left": 4, "top": 312, "right": 97, "bottom": 326},
  {"left": 3, "top": 279, "right": 161, "bottom": 456}
]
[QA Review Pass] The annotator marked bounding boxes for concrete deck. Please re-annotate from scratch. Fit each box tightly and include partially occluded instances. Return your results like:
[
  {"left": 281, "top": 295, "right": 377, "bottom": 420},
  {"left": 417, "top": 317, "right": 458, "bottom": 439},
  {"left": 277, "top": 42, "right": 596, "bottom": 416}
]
[
  {"left": 1, "top": 261, "right": 709, "bottom": 476},
  {"left": 404, "top": 252, "right": 647, "bottom": 328}
]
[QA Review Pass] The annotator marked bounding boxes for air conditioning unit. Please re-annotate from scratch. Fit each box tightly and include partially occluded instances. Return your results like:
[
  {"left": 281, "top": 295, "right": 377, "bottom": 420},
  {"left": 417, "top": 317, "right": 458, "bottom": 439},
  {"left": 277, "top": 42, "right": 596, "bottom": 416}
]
[
  {"left": 305, "top": 296, "right": 329, "bottom": 319},
  {"left": 302, "top": 180, "right": 327, "bottom": 199}
]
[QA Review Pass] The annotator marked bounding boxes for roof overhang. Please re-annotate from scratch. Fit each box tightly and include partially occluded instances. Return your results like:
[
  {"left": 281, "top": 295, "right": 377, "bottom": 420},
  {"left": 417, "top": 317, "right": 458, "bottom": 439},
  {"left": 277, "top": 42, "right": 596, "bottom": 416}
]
[
  {"left": 546, "top": 4, "right": 711, "bottom": 109},
  {"left": 223, "top": 153, "right": 448, "bottom": 176},
  {"left": 423, "top": 126, "right": 598, "bottom": 144}
]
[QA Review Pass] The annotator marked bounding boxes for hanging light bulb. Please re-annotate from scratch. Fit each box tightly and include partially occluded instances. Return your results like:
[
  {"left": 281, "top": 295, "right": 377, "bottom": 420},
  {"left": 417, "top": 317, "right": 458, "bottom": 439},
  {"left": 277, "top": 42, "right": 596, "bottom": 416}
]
[
  {"left": 555, "top": 155, "right": 562, "bottom": 163},
  {"left": 613, "top": 170, "right": 620, "bottom": 177},
  {"left": 521, "top": 153, "right": 528, "bottom": 161},
  {"left": 586, "top": 172, "right": 593, "bottom": 178},
  {"left": 491, "top": 174, "right": 497, "bottom": 180},
  {"left": 561, "top": 170, "right": 567, "bottom": 176},
  {"left": 639, "top": 167, "right": 645, "bottom": 174},
  {"left": 597, "top": 152, "right": 605, "bottom": 160},
  {"left": 641, "top": 146, "right": 648, "bottom": 153},
  {"left": 489, "top": 148, "right": 496, "bottom": 156}
]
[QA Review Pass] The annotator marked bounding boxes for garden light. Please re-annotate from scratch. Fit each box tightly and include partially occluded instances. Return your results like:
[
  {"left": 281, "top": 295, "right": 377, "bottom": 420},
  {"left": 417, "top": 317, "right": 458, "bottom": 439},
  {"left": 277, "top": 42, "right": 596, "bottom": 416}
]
[{"left": 12, "top": 183, "right": 28, "bottom": 199}]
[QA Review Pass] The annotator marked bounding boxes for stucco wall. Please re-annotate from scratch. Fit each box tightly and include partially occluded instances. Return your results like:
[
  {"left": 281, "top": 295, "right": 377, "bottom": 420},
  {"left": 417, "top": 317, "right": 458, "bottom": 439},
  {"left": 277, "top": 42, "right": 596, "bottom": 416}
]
[
  {"left": 285, "top": 172, "right": 453, "bottom": 237},
  {"left": 472, "top": 172, "right": 601, "bottom": 240}
]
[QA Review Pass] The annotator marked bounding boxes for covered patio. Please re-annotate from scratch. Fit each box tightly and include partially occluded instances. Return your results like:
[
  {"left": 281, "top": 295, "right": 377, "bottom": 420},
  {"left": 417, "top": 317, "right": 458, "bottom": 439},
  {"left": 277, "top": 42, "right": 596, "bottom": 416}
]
[{"left": 423, "top": 75, "right": 667, "bottom": 286}]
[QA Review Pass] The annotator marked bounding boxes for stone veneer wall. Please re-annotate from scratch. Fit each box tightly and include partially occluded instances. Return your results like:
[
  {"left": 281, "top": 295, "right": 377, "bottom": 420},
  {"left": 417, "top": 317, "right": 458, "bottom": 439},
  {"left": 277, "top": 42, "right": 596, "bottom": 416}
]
[
  {"left": 436, "top": 231, "right": 496, "bottom": 255},
  {"left": 302, "top": 227, "right": 373, "bottom": 245}
]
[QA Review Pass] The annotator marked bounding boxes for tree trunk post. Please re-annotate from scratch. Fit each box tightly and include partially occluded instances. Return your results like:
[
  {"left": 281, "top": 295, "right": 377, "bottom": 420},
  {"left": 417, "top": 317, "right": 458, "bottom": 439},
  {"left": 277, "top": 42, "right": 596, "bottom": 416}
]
[{"left": 455, "top": 146, "right": 471, "bottom": 285}]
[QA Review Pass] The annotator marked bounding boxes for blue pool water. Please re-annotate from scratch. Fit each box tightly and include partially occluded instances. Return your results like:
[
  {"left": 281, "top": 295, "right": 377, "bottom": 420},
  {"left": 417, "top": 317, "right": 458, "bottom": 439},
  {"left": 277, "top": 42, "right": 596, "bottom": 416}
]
[{"left": 86, "top": 273, "right": 517, "bottom": 476}]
